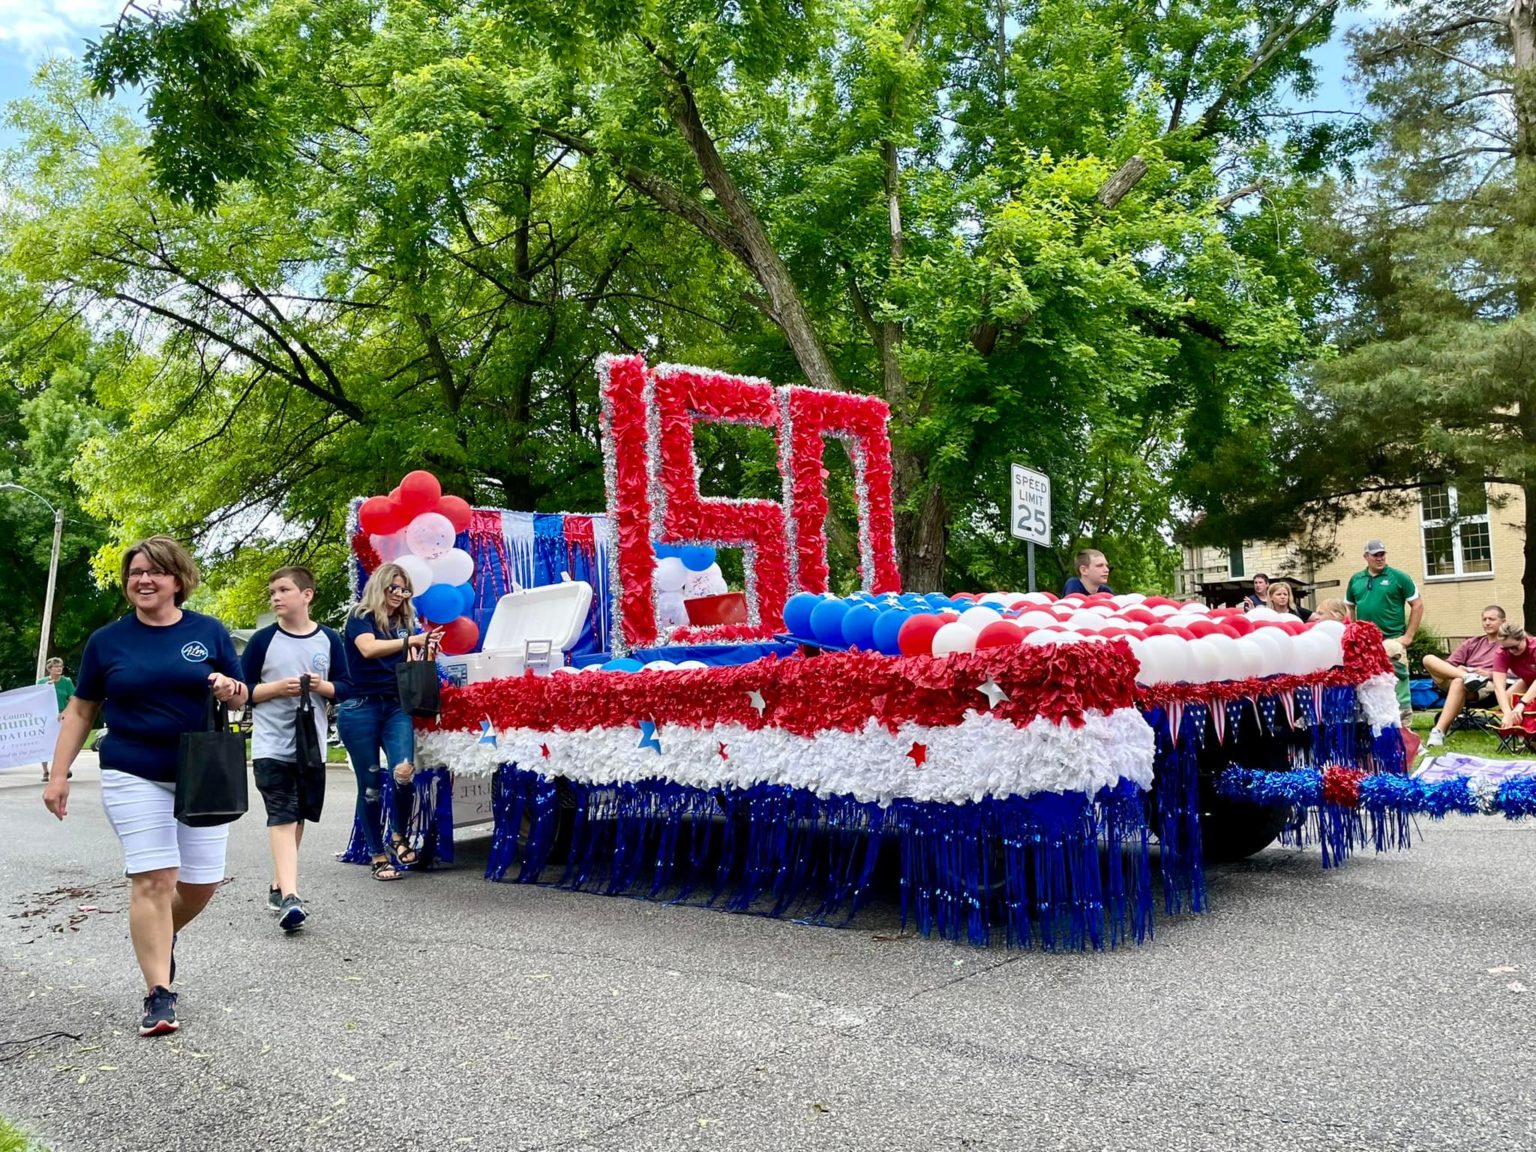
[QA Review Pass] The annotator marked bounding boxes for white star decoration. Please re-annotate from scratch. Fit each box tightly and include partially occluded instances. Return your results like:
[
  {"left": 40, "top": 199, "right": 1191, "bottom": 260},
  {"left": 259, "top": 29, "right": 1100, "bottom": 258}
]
[
  {"left": 748, "top": 690, "right": 767, "bottom": 716},
  {"left": 976, "top": 677, "right": 1010, "bottom": 710}
]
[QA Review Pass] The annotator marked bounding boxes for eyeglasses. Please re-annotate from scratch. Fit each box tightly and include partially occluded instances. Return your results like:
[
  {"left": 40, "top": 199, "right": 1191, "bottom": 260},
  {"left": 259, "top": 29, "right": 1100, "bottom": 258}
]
[
  {"left": 386, "top": 584, "right": 410, "bottom": 595},
  {"left": 127, "top": 568, "right": 169, "bottom": 580}
]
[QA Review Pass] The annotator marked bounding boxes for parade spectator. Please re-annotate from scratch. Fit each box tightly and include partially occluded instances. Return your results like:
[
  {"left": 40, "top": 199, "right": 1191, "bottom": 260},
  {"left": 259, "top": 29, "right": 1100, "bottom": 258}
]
[
  {"left": 242, "top": 566, "right": 350, "bottom": 932},
  {"left": 1061, "top": 549, "right": 1113, "bottom": 596},
  {"left": 337, "top": 564, "right": 441, "bottom": 882},
  {"left": 1492, "top": 623, "right": 1536, "bottom": 729},
  {"left": 1423, "top": 605, "right": 1505, "bottom": 748},
  {"left": 1265, "top": 580, "right": 1312, "bottom": 622},
  {"left": 37, "top": 656, "right": 74, "bottom": 784},
  {"left": 1243, "top": 574, "right": 1269, "bottom": 609},
  {"left": 42, "top": 536, "right": 247, "bottom": 1037},
  {"left": 1345, "top": 540, "right": 1421, "bottom": 721},
  {"left": 1313, "top": 598, "right": 1349, "bottom": 622}
]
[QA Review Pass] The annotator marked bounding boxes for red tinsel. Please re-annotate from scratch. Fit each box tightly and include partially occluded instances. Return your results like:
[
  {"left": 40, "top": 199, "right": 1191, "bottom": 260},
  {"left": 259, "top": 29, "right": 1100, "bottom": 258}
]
[
  {"left": 432, "top": 638, "right": 1141, "bottom": 738},
  {"left": 601, "top": 354, "right": 659, "bottom": 648},
  {"left": 1322, "top": 766, "right": 1366, "bottom": 807},
  {"left": 352, "top": 529, "right": 381, "bottom": 574},
  {"left": 783, "top": 388, "right": 901, "bottom": 595}
]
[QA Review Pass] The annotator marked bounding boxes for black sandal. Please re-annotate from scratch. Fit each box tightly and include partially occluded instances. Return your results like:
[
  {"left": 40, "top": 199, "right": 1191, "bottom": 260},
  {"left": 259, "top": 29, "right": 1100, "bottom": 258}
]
[
  {"left": 370, "top": 859, "right": 402, "bottom": 881},
  {"left": 390, "top": 838, "right": 419, "bottom": 867}
]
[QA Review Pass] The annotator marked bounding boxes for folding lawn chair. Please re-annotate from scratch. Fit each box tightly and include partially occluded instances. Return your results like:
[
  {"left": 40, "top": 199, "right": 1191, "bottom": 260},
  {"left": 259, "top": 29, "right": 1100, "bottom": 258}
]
[
  {"left": 1450, "top": 708, "right": 1499, "bottom": 736},
  {"left": 1493, "top": 724, "right": 1536, "bottom": 755}
]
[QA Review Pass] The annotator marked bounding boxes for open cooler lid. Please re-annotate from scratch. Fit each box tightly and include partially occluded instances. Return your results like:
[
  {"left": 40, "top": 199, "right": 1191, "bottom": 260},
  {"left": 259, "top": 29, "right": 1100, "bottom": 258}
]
[{"left": 483, "top": 580, "right": 593, "bottom": 653}]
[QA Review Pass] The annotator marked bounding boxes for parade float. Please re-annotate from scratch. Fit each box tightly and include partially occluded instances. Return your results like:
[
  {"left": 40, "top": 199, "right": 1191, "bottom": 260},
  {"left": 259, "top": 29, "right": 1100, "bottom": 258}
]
[{"left": 341, "top": 356, "right": 1536, "bottom": 948}]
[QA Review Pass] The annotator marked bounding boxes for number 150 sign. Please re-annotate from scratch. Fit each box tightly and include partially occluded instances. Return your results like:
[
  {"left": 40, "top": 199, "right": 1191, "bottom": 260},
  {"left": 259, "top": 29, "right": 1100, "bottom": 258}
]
[{"left": 1010, "top": 463, "right": 1051, "bottom": 547}]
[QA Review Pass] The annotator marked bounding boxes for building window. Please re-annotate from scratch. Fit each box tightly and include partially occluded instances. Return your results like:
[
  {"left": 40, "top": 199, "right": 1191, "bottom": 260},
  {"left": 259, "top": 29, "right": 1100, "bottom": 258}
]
[
  {"left": 1227, "top": 545, "right": 1245, "bottom": 579},
  {"left": 1419, "top": 482, "right": 1493, "bottom": 578}
]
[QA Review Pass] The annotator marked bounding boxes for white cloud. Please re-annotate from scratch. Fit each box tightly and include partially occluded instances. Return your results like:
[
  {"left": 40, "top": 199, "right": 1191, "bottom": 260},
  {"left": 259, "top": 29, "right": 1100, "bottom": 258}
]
[{"left": 0, "top": 2, "right": 148, "bottom": 58}]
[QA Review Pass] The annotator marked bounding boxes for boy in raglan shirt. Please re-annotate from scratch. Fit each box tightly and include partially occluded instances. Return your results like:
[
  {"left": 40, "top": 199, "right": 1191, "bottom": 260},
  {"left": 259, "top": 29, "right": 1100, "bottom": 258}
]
[{"left": 241, "top": 567, "right": 350, "bottom": 932}]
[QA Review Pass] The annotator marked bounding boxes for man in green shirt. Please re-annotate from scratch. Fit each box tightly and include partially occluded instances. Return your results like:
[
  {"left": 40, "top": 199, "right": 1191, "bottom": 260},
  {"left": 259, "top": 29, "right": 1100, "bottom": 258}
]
[
  {"left": 37, "top": 656, "right": 74, "bottom": 784},
  {"left": 1345, "top": 539, "right": 1423, "bottom": 721}
]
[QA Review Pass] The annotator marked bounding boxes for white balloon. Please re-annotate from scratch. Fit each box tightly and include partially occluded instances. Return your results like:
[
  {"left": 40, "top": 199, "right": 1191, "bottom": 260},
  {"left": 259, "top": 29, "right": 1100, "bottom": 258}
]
[
  {"left": 931, "top": 621, "right": 979, "bottom": 656},
  {"left": 1113, "top": 593, "right": 1147, "bottom": 607},
  {"left": 644, "top": 660, "right": 678, "bottom": 672},
  {"left": 656, "top": 589, "right": 688, "bottom": 626},
  {"left": 676, "top": 660, "right": 708, "bottom": 670},
  {"left": 1019, "top": 592, "right": 1054, "bottom": 606},
  {"left": 1317, "top": 630, "right": 1344, "bottom": 670},
  {"left": 1017, "top": 610, "right": 1059, "bottom": 629},
  {"left": 1166, "top": 614, "right": 1203, "bottom": 631},
  {"left": 1023, "top": 629, "right": 1064, "bottom": 646},
  {"left": 1185, "top": 638, "right": 1222, "bottom": 683},
  {"left": 552, "top": 665, "right": 582, "bottom": 675},
  {"left": 1116, "top": 619, "right": 1148, "bottom": 633},
  {"left": 1248, "top": 627, "right": 1290, "bottom": 676},
  {"left": 1232, "top": 638, "right": 1265, "bottom": 680},
  {"left": 1246, "top": 606, "right": 1281, "bottom": 622},
  {"left": 371, "top": 529, "right": 409, "bottom": 562},
  {"left": 958, "top": 605, "right": 1003, "bottom": 633},
  {"left": 1311, "top": 619, "right": 1346, "bottom": 640},
  {"left": 393, "top": 553, "right": 434, "bottom": 596},
  {"left": 1067, "top": 611, "right": 1106, "bottom": 632},
  {"left": 1149, "top": 604, "right": 1180, "bottom": 618},
  {"left": 1139, "top": 635, "right": 1189, "bottom": 685},
  {"left": 1200, "top": 633, "right": 1241, "bottom": 682},
  {"left": 405, "top": 512, "right": 457, "bottom": 560},
  {"left": 429, "top": 547, "right": 474, "bottom": 588},
  {"left": 654, "top": 556, "right": 687, "bottom": 593},
  {"left": 1181, "top": 602, "right": 1212, "bottom": 615},
  {"left": 683, "top": 563, "right": 728, "bottom": 598}
]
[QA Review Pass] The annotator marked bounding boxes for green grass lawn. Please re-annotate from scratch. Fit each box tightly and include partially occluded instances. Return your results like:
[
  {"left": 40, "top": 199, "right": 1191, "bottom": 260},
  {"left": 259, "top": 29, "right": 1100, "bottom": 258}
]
[
  {"left": 0, "top": 1117, "right": 44, "bottom": 1152},
  {"left": 1408, "top": 708, "right": 1536, "bottom": 760}
]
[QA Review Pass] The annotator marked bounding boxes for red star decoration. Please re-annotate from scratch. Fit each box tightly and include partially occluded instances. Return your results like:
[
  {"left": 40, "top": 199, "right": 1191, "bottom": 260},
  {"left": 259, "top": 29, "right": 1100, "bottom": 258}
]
[
  {"left": 540, "top": 743, "right": 550, "bottom": 759},
  {"left": 907, "top": 741, "right": 928, "bottom": 768},
  {"left": 718, "top": 742, "right": 729, "bottom": 760}
]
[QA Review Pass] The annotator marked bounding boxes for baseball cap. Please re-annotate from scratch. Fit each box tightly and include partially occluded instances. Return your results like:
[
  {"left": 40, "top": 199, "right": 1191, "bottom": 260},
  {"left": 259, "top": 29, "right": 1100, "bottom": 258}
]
[{"left": 1363, "top": 539, "right": 1387, "bottom": 554}]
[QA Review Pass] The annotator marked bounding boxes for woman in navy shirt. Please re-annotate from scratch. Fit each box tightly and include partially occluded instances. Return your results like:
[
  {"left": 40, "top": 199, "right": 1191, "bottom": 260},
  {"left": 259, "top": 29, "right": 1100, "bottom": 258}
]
[
  {"left": 338, "top": 563, "right": 441, "bottom": 881},
  {"left": 43, "top": 537, "right": 247, "bottom": 1038}
]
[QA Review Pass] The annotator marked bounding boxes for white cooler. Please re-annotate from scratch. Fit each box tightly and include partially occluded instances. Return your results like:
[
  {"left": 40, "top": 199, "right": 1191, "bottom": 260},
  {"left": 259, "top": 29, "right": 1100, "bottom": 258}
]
[{"left": 437, "top": 580, "right": 594, "bottom": 685}]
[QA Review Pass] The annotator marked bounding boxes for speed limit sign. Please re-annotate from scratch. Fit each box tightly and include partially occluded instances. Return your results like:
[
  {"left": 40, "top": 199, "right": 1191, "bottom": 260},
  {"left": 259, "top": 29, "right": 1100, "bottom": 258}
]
[{"left": 1010, "top": 463, "right": 1051, "bottom": 546}]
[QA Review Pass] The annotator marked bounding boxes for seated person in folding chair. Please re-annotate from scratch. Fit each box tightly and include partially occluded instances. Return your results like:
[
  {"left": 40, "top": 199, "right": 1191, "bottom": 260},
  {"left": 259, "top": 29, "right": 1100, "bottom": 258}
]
[
  {"left": 1423, "top": 604, "right": 1505, "bottom": 748},
  {"left": 1491, "top": 622, "right": 1536, "bottom": 731}
]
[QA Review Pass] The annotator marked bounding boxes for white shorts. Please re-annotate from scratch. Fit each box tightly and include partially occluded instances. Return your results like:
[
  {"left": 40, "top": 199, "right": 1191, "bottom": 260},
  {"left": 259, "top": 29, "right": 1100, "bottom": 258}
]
[{"left": 99, "top": 769, "right": 229, "bottom": 883}]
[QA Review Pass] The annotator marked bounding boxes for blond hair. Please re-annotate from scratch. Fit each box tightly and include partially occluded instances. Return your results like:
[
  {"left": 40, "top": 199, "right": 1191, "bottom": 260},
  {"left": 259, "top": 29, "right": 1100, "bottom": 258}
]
[
  {"left": 1266, "top": 581, "right": 1294, "bottom": 611},
  {"left": 353, "top": 563, "right": 418, "bottom": 636},
  {"left": 120, "top": 536, "right": 200, "bottom": 607},
  {"left": 1314, "top": 598, "right": 1348, "bottom": 622},
  {"left": 1498, "top": 622, "right": 1526, "bottom": 643}
]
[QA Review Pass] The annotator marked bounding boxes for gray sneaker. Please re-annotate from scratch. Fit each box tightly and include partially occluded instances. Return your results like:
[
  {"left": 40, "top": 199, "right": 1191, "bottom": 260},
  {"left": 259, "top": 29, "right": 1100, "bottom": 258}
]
[
  {"left": 1463, "top": 673, "right": 1490, "bottom": 696},
  {"left": 278, "top": 895, "right": 308, "bottom": 934},
  {"left": 1426, "top": 727, "right": 1446, "bottom": 748},
  {"left": 267, "top": 886, "right": 283, "bottom": 914}
]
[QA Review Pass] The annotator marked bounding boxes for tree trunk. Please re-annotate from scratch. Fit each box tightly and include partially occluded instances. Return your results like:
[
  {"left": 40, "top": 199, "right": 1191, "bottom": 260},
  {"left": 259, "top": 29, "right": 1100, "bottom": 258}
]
[{"left": 1510, "top": 3, "right": 1536, "bottom": 623}]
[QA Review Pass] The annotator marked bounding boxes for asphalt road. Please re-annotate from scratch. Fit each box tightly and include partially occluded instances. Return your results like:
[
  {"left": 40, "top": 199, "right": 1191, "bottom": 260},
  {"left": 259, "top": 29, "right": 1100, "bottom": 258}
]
[{"left": 1, "top": 756, "right": 1532, "bottom": 1152}]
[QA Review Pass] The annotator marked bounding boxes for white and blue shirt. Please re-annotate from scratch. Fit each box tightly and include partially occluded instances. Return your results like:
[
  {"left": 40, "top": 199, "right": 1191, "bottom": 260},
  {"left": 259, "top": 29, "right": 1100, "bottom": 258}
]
[{"left": 241, "top": 622, "right": 351, "bottom": 762}]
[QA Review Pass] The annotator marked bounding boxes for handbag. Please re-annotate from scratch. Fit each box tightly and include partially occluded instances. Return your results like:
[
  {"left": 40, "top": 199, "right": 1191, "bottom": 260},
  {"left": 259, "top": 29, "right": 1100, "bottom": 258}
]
[
  {"left": 294, "top": 674, "right": 325, "bottom": 770},
  {"left": 396, "top": 637, "right": 441, "bottom": 719},
  {"left": 175, "top": 691, "right": 249, "bottom": 827}
]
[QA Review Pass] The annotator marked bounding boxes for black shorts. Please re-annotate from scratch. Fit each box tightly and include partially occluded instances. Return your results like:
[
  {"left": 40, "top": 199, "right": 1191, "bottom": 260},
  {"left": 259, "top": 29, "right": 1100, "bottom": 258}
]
[{"left": 253, "top": 757, "right": 326, "bottom": 827}]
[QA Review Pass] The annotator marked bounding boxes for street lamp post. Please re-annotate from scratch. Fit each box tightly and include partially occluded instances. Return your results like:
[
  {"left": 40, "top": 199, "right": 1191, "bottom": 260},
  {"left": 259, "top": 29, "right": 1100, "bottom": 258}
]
[{"left": 0, "top": 483, "right": 65, "bottom": 682}]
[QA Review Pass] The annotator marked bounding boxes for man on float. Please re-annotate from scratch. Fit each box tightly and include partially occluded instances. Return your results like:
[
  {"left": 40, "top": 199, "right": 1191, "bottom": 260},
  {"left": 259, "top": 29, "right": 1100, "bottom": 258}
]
[{"left": 1062, "top": 549, "right": 1113, "bottom": 597}]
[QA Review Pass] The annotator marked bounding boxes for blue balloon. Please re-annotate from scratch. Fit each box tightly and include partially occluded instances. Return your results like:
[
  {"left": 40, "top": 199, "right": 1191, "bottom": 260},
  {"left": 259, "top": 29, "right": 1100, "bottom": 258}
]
[
  {"left": 601, "top": 658, "right": 644, "bottom": 673},
  {"left": 415, "top": 584, "right": 463, "bottom": 623},
  {"left": 872, "top": 608, "right": 912, "bottom": 656},
  {"left": 782, "top": 592, "right": 822, "bottom": 638},
  {"left": 925, "top": 593, "right": 952, "bottom": 610},
  {"left": 809, "top": 598, "right": 851, "bottom": 645},
  {"left": 455, "top": 583, "right": 476, "bottom": 616},
  {"left": 652, "top": 543, "right": 679, "bottom": 560},
  {"left": 898, "top": 593, "right": 926, "bottom": 608},
  {"left": 841, "top": 602, "right": 880, "bottom": 650},
  {"left": 679, "top": 545, "right": 716, "bottom": 572}
]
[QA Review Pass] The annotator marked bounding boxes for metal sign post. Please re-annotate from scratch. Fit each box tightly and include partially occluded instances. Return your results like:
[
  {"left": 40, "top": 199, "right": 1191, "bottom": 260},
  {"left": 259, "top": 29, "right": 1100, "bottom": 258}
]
[{"left": 1009, "top": 463, "right": 1051, "bottom": 593}]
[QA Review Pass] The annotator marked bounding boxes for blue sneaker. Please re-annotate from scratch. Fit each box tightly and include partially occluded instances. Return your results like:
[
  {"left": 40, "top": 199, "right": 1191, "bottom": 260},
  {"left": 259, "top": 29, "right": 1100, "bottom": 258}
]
[
  {"left": 267, "top": 886, "right": 283, "bottom": 913},
  {"left": 139, "top": 986, "right": 178, "bottom": 1036},
  {"left": 278, "top": 895, "right": 307, "bottom": 933}
]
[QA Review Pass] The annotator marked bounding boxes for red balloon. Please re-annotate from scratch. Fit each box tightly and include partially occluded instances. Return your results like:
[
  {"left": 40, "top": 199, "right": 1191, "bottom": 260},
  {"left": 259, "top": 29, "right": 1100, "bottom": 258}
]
[
  {"left": 1216, "top": 624, "right": 1243, "bottom": 640},
  {"left": 1014, "top": 626, "right": 1037, "bottom": 638},
  {"left": 975, "top": 621, "right": 1025, "bottom": 650},
  {"left": 437, "top": 616, "right": 480, "bottom": 656},
  {"left": 1143, "top": 624, "right": 1174, "bottom": 637},
  {"left": 1187, "top": 619, "right": 1222, "bottom": 638},
  {"left": 1224, "top": 616, "right": 1255, "bottom": 636},
  {"left": 1211, "top": 607, "right": 1243, "bottom": 619},
  {"left": 897, "top": 614, "right": 946, "bottom": 658},
  {"left": 359, "top": 495, "right": 405, "bottom": 535},
  {"left": 397, "top": 470, "right": 443, "bottom": 517},
  {"left": 1280, "top": 621, "right": 1308, "bottom": 636},
  {"left": 1098, "top": 626, "right": 1129, "bottom": 639},
  {"left": 437, "top": 494, "right": 472, "bottom": 533},
  {"left": 1035, "top": 591, "right": 1058, "bottom": 603},
  {"left": 1170, "top": 627, "right": 1196, "bottom": 641}
]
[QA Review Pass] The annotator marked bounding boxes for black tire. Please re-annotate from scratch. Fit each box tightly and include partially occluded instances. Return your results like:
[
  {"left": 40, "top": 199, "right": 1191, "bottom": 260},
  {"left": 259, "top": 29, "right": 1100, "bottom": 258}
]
[{"left": 1199, "top": 792, "right": 1291, "bottom": 863}]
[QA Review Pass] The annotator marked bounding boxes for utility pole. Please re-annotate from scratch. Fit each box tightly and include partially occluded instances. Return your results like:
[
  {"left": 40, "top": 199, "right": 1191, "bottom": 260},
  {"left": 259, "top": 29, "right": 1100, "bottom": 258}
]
[{"left": 0, "top": 483, "right": 64, "bottom": 681}]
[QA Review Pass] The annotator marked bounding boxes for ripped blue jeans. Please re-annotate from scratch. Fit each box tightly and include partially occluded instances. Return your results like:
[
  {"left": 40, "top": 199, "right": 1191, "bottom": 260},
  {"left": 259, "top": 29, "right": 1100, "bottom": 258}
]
[{"left": 336, "top": 696, "right": 416, "bottom": 858}]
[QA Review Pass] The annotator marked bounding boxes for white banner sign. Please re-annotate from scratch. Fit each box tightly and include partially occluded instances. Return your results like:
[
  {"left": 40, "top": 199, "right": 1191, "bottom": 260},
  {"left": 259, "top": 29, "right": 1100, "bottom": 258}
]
[{"left": 0, "top": 683, "right": 60, "bottom": 771}]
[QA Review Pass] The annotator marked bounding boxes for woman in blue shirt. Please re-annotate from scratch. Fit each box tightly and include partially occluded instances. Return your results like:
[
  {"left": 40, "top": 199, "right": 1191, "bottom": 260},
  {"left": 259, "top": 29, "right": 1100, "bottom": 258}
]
[
  {"left": 338, "top": 563, "right": 441, "bottom": 881},
  {"left": 43, "top": 537, "right": 247, "bottom": 1038}
]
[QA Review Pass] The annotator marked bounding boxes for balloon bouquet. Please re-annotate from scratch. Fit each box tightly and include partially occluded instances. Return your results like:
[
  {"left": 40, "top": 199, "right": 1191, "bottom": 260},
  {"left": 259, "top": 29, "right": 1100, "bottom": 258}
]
[
  {"left": 357, "top": 470, "right": 480, "bottom": 655},
  {"left": 653, "top": 545, "right": 727, "bottom": 628}
]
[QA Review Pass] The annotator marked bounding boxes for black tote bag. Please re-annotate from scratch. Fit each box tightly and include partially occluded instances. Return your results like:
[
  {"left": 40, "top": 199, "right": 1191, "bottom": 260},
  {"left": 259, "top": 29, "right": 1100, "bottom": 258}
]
[
  {"left": 396, "top": 640, "right": 441, "bottom": 718},
  {"left": 294, "top": 674, "right": 325, "bottom": 770},
  {"left": 175, "top": 692, "right": 249, "bottom": 828}
]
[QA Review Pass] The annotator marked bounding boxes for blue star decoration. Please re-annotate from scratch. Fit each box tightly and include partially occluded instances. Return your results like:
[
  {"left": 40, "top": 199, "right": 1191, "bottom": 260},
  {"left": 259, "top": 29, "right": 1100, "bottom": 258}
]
[
  {"left": 478, "top": 719, "right": 498, "bottom": 746},
  {"left": 637, "top": 720, "right": 663, "bottom": 754}
]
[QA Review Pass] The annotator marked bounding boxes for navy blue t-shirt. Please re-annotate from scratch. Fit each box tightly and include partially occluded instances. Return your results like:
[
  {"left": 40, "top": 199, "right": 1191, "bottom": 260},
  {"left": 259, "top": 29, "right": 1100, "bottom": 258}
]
[
  {"left": 74, "top": 610, "right": 243, "bottom": 783},
  {"left": 344, "top": 611, "right": 412, "bottom": 698},
  {"left": 1061, "top": 577, "right": 1114, "bottom": 597}
]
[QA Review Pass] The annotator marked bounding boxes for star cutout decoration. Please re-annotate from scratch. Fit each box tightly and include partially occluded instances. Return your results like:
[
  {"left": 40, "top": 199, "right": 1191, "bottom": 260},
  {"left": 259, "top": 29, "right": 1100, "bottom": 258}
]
[
  {"left": 477, "top": 719, "right": 498, "bottom": 747},
  {"left": 637, "top": 720, "right": 663, "bottom": 754},
  {"left": 907, "top": 741, "right": 928, "bottom": 768},
  {"left": 718, "top": 741, "right": 729, "bottom": 761},
  {"left": 540, "top": 743, "right": 551, "bottom": 760},
  {"left": 975, "top": 677, "right": 1010, "bottom": 710},
  {"left": 747, "top": 690, "right": 767, "bottom": 716}
]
